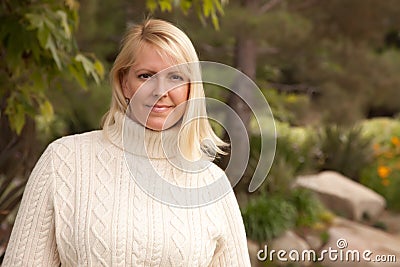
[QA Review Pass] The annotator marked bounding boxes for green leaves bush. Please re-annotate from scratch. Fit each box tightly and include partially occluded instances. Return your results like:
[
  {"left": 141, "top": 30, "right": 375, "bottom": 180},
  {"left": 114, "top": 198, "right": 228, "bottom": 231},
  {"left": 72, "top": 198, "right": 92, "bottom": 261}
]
[
  {"left": 0, "top": 0, "right": 104, "bottom": 134},
  {"left": 315, "top": 125, "right": 373, "bottom": 181},
  {"left": 242, "top": 189, "right": 326, "bottom": 243},
  {"left": 248, "top": 122, "right": 317, "bottom": 195},
  {"left": 360, "top": 118, "right": 400, "bottom": 211},
  {"left": 242, "top": 194, "right": 297, "bottom": 243}
]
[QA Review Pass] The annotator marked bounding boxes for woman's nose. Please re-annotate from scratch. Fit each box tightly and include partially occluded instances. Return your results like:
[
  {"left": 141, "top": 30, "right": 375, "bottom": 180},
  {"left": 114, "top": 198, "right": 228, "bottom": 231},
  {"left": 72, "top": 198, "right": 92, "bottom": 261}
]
[{"left": 152, "top": 76, "right": 168, "bottom": 97}]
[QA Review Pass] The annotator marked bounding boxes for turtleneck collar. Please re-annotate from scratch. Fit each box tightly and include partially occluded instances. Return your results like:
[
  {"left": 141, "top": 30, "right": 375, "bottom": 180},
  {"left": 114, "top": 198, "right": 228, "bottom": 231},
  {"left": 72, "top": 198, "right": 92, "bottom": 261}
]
[{"left": 106, "top": 111, "right": 181, "bottom": 159}]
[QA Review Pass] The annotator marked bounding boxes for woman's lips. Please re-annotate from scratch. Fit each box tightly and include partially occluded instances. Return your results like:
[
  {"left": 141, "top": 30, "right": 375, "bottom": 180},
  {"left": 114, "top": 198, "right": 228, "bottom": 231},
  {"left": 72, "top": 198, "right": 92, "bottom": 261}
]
[{"left": 147, "top": 104, "right": 173, "bottom": 113}]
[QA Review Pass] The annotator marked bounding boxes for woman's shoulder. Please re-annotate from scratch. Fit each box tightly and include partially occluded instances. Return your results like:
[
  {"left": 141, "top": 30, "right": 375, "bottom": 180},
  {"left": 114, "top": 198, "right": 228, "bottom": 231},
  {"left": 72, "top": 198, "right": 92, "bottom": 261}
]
[
  {"left": 205, "top": 162, "right": 226, "bottom": 178},
  {"left": 195, "top": 161, "right": 230, "bottom": 189},
  {"left": 52, "top": 130, "right": 104, "bottom": 145},
  {"left": 46, "top": 130, "right": 109, "bottom": 154},
  {"left": 41, "top": 130, "right": 117, "bottom": 170}
]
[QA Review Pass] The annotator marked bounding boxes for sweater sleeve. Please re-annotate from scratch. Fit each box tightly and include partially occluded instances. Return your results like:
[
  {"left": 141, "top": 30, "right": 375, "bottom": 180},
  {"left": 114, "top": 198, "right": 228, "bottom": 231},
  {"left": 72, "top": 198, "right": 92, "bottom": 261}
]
[
  {"left": 209, "top": 189, "right": 251, "bottom": 267},
  {"left": 2, "top": 144, "right": 60, "bottom": 267}
]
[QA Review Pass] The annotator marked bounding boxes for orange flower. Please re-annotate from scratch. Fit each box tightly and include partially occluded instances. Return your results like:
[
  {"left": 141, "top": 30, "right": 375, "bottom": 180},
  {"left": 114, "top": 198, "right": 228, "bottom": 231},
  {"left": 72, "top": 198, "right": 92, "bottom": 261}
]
[
  {"left": 377, "top": 166, "right": 391, "bottom": 179},
  {"left": 391, "top": 136, "right": 400, "bottom": 147}
]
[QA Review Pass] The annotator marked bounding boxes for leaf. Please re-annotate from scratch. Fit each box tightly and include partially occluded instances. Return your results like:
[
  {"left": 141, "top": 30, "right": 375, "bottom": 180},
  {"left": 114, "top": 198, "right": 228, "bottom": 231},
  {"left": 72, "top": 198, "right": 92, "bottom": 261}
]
[
  {"left": 39, "top": 100, "right": 54, "bottom": 123},
  {"left": 159, "top": 0, "right": 172, "bottom": 12},
  {"left": 68, "top": 64, "right": 87, "bottom": 89},
  {"left": 37, "top": 26, "right": 50, "bottom": 48},
  {"left": 203, "top": 0, "right": 213, "bottom": 17},
  {"left": 5, "top": 22, "right": 26, "bottom": 71},
  {"left": 42, "top": 16, "right": 57, "bottom": 34},
  {"left": 93, "top": 60, "right": 105, "bottom": 79},
  {"left": 146, "top": 0, "right": 158, "bottom": 12},
  {"left": 46, "top": 36, "right": 62, "bottom": 69},
  {"left": 25, "top": 13, "right": 43, "bottom": 30},
  {"left": 56, "top": 10, "right": 71, "bottom": 39},
  {"left": 75, "top": 54, "right": 92, "bottom": 75},
  {"left": 9, "top": 104, "right": 26, "bottom": 135},
  {"left": 211, "top": 12, "right": 220, "bottom": 31},
  {"left": 75, "top": 54, "right": 103, "bottom": 84},
  {"left": 31, "top": 70, "right": 47, "bottom": 90},
  {"left": 143, "top": 0, "right": 225, "bottom": 30},
  {"left": 213, "top": 0, "right": 224, "bottom": 15},
  {"left": 194, "top": 3, "right": 207, "bottom": 26},
  {"left": 179, "top": 0, "right": 192, "bottom": 14}
]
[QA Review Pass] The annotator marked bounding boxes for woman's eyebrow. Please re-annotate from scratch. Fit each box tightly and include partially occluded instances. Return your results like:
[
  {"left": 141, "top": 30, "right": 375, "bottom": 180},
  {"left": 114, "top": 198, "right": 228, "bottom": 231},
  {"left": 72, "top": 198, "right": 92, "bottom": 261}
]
[{"left": 134, "top": 68, "right": 156, "bottom": 74}]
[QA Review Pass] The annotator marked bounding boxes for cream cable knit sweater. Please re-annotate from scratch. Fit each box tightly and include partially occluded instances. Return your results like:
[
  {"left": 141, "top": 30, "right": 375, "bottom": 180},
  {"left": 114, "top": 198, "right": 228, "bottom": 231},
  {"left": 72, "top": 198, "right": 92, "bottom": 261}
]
[{"left": 3, "top": 112, "right": 251, "bottom": 267}]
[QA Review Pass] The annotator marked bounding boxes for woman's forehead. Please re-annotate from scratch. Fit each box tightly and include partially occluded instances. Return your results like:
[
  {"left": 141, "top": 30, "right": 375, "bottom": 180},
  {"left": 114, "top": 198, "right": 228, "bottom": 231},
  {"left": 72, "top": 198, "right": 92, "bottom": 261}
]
[{"left": 131, "top": 44, "right": 190, "bottom": 75}]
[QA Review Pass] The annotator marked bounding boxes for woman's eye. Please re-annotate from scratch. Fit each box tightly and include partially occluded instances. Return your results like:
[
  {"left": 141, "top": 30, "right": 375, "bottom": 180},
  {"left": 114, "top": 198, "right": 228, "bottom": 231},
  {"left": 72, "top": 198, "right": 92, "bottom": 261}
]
[
  {"left": 138, "top": 73, "right": 152, "bottom": 79},
  {"left": 170, "top": 74, "right": 184, "bottom": 81}
]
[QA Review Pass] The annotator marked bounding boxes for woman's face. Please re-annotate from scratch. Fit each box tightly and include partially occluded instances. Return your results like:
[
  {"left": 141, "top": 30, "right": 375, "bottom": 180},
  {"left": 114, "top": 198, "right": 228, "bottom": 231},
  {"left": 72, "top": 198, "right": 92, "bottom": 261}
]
[{"left": 122, "top": 44, "right": 189, "bottom": 131}]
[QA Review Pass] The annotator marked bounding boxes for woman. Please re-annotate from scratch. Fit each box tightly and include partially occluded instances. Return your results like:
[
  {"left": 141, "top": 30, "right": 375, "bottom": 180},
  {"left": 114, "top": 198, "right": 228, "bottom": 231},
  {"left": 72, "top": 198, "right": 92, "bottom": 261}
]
[{"left": 3, "top": 19, "right": 251, "bottom": 266}]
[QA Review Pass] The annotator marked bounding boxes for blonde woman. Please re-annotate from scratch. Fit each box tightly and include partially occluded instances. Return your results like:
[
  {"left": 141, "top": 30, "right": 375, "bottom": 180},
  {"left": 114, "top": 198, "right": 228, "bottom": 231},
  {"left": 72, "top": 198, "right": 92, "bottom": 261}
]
[{"left": 3, "top": 19, "right": 251, "bottom": 266}]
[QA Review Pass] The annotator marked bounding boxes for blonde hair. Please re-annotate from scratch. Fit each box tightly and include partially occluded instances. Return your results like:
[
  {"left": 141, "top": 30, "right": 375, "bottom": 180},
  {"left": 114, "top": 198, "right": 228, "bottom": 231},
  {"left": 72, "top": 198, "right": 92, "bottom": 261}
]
[{"left": 102, "top": 18, "right": 227, "bottom": 160}]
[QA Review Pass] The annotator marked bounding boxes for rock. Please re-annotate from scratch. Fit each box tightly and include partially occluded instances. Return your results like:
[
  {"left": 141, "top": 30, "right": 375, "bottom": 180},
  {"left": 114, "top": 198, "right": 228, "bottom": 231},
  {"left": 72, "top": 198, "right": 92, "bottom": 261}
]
[
  {"left": 377, "top": 210, "right": 400, "bottom": 234},
  {"left": 320, "top": 217, "right": 400, "bottom": 267},
  {"left": 294, "top": 171, "right": 386, "bottom": 221},
  {"left": 303, "top": 232, "right": 323, "bottom": 251}
]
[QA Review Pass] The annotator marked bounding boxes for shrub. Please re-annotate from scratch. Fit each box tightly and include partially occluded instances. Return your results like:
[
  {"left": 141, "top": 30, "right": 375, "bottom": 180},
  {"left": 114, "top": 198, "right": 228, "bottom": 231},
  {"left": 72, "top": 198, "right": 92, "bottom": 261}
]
[
  {"left": 360, "top": 134, "right": 400, "bottom": 211},
  {"left": 289, "top": 188, "right": 326, "bottom": 227},
  {"left": 242, "top": 194, "right": 297, "bottom": 243},
  {"left": 249, "top": 122, "right": 317, "bottom": 195},
  {"left": 275, "top": 123, "right": 317, "bottom": 175},
  {"left": 315, "top": 125, "right": 373, "bottom": 181},
  {"left": 242, "top": 188, "right": 327, "bottom": 243}
]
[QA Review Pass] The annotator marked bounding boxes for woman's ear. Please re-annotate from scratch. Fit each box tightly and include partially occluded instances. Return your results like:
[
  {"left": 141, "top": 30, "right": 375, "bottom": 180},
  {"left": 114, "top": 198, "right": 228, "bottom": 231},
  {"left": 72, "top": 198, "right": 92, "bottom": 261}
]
[{"left": 121, "top": 73, "right": 129, "bottom": 98}]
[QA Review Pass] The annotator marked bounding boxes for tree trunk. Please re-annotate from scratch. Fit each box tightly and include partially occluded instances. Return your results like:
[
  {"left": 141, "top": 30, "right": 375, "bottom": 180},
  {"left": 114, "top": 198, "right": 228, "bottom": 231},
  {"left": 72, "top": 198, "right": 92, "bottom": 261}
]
[{"left": 223, "top": 20, "right": 258, "bottom": 193}]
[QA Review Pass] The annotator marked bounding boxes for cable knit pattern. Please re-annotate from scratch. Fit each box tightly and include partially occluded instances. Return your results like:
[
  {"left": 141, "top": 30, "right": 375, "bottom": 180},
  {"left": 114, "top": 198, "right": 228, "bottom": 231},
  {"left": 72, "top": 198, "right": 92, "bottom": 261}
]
[{"left": 3, "top": 111, "right": 251, "bottom": 266}]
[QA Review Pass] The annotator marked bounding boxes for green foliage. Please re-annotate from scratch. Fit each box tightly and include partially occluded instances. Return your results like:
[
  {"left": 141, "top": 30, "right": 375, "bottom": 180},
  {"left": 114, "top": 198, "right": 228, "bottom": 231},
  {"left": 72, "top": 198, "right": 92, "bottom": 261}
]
[
  {"left": 0, "top": 1, "right": 105, "bottom": 260},
  {"left": 0, "top": 0, "right": 104, "bottom": 134},
  {"left": 315, "top": 125, "right": 373, "bottom": 180},
  {"left": 223, "top": 4, "right": 312, "bottom": 43},
  {"left": 242, "top": 194, "right": 297, "bottom": 243},
  {"left": 41, "top": 80, "right": 112, "bottom": 139},
  {"left": 275, "top": 123, "right": 317, "bottom": 174},
  {"left": 252, "top": 122, "right": 316, "bottom": 194},
  {"left": 360, "top": 118, "right": 400, "bottom": 211},
  {"left": 262, "top": 88, "right": 312, "bottom": 125},
  {"left": 361, "top": 118, "right": 400, "bottom": 143},
  {"left": 147, "top": 0, "right": 226, "bottom": 30},
  {"left": 309, "top": 45, "right": 400, "bottom": 124},
  {"left": 242, "top": 188, "right": 326, "bottom": 243},
  {"left": 163, "top": 0, "right": 400, "bottom": 126},
  {"left": 289, "top": 189, "right": 325, "bottom": 227}
]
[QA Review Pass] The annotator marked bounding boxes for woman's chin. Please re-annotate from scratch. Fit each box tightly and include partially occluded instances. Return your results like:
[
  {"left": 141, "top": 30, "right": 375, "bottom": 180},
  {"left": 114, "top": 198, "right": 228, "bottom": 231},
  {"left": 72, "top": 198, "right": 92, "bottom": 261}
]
[{"left": 144, "top": 118, "right": 179, "bottom": 131}]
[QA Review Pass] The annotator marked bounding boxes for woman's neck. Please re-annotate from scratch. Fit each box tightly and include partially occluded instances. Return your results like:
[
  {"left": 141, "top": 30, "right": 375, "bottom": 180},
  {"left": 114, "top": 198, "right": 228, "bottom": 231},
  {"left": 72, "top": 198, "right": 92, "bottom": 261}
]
[{"left": 106, "top": 111, "right": 180, "bottom": 159}]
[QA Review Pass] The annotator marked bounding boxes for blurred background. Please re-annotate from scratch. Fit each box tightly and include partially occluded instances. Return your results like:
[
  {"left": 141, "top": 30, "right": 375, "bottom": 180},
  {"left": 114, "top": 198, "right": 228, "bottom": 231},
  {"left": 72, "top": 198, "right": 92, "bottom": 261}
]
[{"left": 1, "top": 0, "right": 400, "bottom": 266}]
